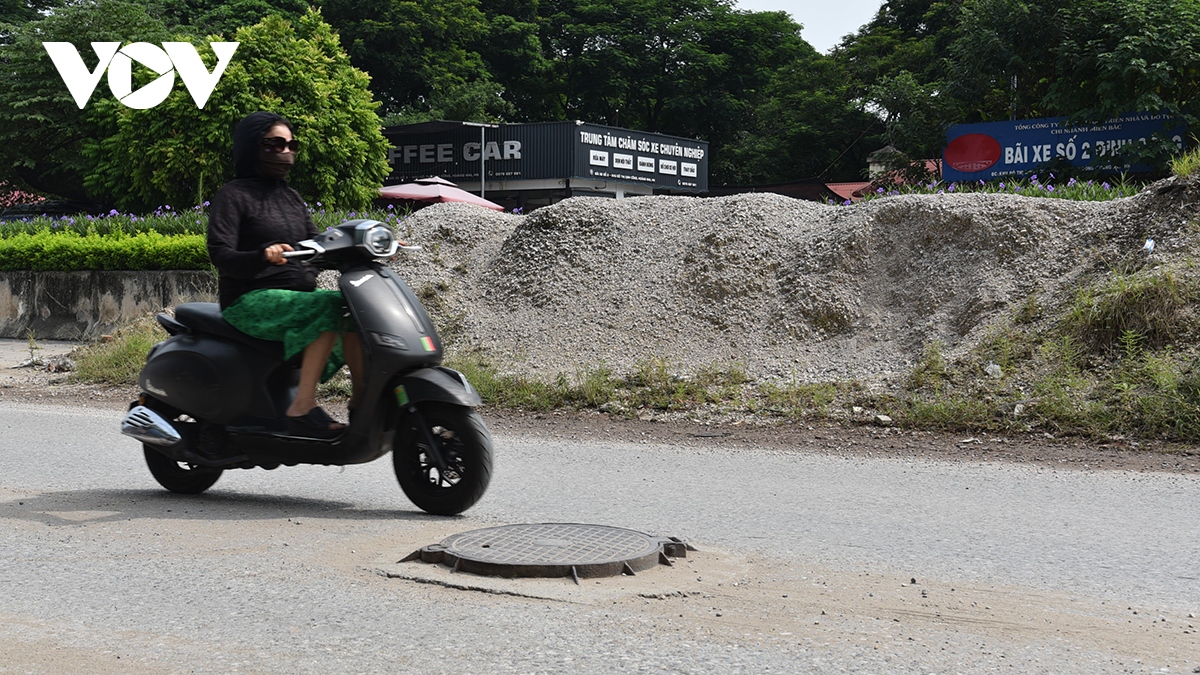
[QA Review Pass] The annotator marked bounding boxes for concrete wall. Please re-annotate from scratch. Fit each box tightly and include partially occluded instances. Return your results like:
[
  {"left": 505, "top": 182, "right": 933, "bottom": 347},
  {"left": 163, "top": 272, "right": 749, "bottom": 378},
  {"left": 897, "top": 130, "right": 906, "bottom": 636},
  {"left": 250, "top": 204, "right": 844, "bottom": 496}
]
[{"left": 0, "top": 271, "right": 216, "bottom": 339}]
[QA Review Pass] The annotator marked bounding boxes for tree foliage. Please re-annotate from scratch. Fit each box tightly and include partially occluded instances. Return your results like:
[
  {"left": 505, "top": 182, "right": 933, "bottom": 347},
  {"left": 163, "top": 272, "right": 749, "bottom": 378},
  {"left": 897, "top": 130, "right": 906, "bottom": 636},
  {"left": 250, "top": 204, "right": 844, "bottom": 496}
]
[
  {"left": 0, "top": 0, "right": 176, "bottom": 201},
  {"left": 0, "top": 3, "right": 388, "bottom": 209},
  {"left": 850, "top": 0, "right": 1200, "bottom": 169},
  {"left": 720, "top": 53, "right": 879, "bottom": 183},
  {"left": 318, "top": 0, "right": 494, "bottom": 115},
  {"left": 5, "top": 0, "right": 1197, "bottom": 205},
  {"left": 82, "top": 10, "right": 389, "bottom": 210},
  {"left": 151, "top": 0, "right": 309, "bottom": 38},
  {"left": 1050, "top": 0, "right": 1200, "bottom": 123}
]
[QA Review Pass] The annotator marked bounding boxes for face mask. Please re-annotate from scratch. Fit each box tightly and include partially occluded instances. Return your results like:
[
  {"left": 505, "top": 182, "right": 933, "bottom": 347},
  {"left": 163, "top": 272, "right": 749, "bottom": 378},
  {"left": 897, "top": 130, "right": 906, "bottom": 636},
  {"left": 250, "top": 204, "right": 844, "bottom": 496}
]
[{"left": 259, "top": 150, "right": 295, "bottom": 179}]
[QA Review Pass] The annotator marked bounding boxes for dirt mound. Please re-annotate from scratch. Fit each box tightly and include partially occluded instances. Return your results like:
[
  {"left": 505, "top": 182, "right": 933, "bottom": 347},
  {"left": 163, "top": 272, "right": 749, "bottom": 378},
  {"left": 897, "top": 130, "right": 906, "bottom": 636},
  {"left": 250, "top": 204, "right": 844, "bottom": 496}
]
[{"left": 385, "top": 179, "right": 1200, "bottom": 382}]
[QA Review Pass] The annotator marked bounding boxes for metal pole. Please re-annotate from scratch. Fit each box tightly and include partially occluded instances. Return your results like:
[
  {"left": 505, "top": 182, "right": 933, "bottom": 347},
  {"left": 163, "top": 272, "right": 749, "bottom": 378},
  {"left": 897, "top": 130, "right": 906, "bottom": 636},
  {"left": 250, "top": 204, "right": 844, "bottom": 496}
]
[{"left": 462, "top": 121, "right": 497, "bottom": 199}]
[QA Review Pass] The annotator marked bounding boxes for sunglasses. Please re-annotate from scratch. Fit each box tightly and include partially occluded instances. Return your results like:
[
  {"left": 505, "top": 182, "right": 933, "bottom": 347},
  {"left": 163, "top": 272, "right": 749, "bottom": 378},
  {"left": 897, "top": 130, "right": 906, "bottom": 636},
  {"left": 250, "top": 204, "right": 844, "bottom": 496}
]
[{"left": 262, "top": 136, "right": 299, "bottom": 153}]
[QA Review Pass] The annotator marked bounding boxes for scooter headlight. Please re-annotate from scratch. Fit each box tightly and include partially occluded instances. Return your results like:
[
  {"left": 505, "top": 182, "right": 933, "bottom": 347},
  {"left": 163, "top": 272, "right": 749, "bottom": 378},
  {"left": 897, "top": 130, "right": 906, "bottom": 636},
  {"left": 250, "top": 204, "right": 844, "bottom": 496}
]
[{"left": 354, "top": 221, "right": 398, "bottom": 258}]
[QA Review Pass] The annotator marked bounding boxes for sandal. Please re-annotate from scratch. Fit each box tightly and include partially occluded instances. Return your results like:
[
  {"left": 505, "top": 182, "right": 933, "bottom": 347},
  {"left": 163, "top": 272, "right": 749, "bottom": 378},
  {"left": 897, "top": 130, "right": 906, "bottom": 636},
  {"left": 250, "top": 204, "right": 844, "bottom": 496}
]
[{"left": 287, "top": 406, "right": 345, "bottom": 439}]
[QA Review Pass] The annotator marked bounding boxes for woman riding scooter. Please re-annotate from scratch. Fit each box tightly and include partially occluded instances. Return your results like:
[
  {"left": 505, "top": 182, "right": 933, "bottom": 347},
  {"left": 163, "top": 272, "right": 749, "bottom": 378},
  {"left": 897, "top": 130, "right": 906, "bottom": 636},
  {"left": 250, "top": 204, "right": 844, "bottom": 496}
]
[
  {"left": 207, "top": 111, "right": 362, "bottom": 437},
  {"left": 125, "top": 111, "right": 493, "bottom": 515}
]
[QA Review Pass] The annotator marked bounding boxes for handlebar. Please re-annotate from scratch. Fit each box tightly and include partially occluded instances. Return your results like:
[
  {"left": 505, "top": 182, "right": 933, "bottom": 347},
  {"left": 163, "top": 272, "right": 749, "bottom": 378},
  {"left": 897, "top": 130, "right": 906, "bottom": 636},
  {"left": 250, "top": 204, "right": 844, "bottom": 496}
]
[{"left": 279, "top": 243, "right": 422, "bottom": 259}]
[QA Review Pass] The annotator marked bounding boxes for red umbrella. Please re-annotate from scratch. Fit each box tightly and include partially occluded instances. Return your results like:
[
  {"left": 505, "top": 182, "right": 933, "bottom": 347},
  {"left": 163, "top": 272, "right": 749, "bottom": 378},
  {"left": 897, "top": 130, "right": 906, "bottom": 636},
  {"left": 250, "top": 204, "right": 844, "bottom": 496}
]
[{"left": 379, "top": 176, "right": 504, "bottom": 211}]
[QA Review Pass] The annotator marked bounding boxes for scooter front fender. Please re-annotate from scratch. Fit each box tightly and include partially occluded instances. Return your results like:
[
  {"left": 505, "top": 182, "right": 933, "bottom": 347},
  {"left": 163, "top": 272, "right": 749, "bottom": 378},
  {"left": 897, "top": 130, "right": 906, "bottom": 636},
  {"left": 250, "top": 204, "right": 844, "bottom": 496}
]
[{"left": 393, "top": 367, "right": 482, "bottom": 408}]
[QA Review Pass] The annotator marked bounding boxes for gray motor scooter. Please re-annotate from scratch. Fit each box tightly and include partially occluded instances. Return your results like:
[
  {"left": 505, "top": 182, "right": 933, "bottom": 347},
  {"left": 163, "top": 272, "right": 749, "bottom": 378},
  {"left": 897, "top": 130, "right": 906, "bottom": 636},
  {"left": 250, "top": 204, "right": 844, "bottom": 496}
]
[{"left": 120, "top": 220, "right": 493, "bottom": 515}]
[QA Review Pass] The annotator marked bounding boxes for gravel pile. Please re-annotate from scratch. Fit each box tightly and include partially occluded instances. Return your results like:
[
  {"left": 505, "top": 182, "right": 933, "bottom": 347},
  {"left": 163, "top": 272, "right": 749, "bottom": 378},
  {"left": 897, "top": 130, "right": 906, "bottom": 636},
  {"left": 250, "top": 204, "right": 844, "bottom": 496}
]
[{"left": 371, "top": 178, "right": 1200, "bottom": 384}]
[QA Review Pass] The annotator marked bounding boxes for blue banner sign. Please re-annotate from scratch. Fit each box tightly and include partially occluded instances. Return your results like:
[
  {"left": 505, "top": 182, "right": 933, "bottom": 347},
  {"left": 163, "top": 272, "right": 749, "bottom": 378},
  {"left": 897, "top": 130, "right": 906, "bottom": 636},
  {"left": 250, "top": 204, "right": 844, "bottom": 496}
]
[{"left": 942, "top": 113, "right": 1186, "bottom": 182}]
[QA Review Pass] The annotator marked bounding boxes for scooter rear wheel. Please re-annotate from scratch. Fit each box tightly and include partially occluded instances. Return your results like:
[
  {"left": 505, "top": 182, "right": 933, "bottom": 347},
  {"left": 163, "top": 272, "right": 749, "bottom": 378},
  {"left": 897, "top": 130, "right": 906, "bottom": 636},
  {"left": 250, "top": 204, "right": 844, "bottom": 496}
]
[
  {"left": 143, "top": 445, "right": 223, "bottom": 494},
  {"left": 393, "top": 403, "right": 493, "bottom": 515}
]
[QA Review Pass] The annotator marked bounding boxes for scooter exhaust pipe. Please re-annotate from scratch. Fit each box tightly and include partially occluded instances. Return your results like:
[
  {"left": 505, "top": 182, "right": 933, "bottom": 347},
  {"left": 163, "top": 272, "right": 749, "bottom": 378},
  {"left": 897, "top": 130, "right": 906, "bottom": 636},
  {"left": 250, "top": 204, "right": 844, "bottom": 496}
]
[{"left": 121, "top": 405, "right": 183, "bottom": 447}]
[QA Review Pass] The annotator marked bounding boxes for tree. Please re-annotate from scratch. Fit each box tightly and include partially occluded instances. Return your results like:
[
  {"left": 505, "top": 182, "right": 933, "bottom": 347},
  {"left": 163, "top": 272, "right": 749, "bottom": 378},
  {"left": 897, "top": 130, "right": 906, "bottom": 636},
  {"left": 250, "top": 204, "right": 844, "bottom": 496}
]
[
  {"left": 82, "top": 10, "right": 390, "bottom": 210},
  {"left": 1048, "top": 0, "right": 1200, "bottom": 165},
  {"left": 944, "top": 0, "right": 1062, "bottom": 122},
  {"left": 0, "top": 0, "right": 178, "bottom": 201},
  {"left": 150, "top": 0, "right": 308, "bottom": 38},
  {"left": 825, "top": 1, "right": 966, "bottom": 167},
  {"left": 721, "top": 55, "right": 881, "bottom": 184},
  {"left": 867, "top": 70, "right": 957, "bottom": 159},
  {"left": 381, "top": 77, "right": 515, "bottom": 126},
  {"left": 946, "top": 0, "right": 1199, "bottom": 169},
  {"left": 317, "top": 0, "right": 493, "bottom": 116},
  {"left": 668, "top": 7, "right": 814, "bottom": 178},
  {"left": 541, "top": 0, "right": 733, "bottom": 131},
  {"left": 833, "top": 0, "right": 963, "bottom": 98},
  {"left": 534, "top": 0, "right": 841, "bottom": 184},
  {"left": 472, "top": 0, "right": 556, "bottom": 122},
  {"left": 0, "top": 0, "right": 59, "bottom": 25}
]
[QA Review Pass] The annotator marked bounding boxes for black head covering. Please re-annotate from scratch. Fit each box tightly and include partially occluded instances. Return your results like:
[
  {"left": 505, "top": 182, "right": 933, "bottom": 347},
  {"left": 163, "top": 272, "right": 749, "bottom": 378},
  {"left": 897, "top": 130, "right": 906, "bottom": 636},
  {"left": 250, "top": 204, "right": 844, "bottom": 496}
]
[{"left": 232, "top": 111, "right": 295, "bottom": 179}]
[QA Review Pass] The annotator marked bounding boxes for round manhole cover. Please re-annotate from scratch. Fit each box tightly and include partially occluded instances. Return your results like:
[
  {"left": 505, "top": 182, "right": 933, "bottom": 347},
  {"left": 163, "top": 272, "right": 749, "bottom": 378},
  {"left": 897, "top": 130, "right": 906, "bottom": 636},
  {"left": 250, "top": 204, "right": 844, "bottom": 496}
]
[{"left": 403, "top": 523, "right": 692, "bottom": 581}]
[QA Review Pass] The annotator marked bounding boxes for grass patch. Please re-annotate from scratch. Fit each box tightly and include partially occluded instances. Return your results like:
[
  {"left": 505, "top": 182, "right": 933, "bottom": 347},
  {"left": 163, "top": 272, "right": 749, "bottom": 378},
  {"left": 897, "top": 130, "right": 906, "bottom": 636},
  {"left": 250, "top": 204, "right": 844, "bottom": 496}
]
[
  {"left": 1061, "top": 267, "right": 1195, "bottom": 353},
  {"left": 756, "top": 379, "right": 840, "bottom": 419},
  {"left": 70, "top": 316, "right": 166, "bottom": 385},
  {"left": 857, "top": 262, "right": 1200, "bottom": 441},
  {"left": 1171, "top": 145, "right": 1200, "bottom": 178},
  {"left": 443, "top": 353, "right": 750, "bottom": 413}
]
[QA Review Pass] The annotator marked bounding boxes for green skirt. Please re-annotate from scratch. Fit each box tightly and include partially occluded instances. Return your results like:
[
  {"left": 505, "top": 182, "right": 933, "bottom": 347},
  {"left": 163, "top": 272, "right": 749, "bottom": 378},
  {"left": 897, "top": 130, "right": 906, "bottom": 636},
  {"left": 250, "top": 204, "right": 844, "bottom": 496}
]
[{"left": 223, "top": 288, "right": 353, "bottom": 382}]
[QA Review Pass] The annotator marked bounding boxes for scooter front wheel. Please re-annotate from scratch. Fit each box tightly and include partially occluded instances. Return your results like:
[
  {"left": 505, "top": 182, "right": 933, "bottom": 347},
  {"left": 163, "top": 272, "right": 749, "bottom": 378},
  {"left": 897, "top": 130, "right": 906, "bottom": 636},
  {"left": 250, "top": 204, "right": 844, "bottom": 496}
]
[
  {"left": 393, "top": 403, "right": 493, "bottom": 515},
  {"left": 143, "top": 446, "right": 222, "bottom": 494}
]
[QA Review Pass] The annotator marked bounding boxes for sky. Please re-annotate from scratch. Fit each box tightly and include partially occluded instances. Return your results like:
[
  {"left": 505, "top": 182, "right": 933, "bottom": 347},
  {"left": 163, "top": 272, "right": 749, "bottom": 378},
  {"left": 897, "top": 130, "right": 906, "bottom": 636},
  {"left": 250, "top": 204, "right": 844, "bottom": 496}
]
[{"left": 734, "top": 0, "right": 884, "bottom": 54}]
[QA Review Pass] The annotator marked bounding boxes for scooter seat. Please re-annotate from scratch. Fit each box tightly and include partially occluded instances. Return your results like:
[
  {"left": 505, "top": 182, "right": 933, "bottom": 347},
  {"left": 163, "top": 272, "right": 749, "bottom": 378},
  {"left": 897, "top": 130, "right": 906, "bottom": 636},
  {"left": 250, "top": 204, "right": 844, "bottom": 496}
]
[{"left": 173, "top": 302, "right": 285, "bottom": 359}]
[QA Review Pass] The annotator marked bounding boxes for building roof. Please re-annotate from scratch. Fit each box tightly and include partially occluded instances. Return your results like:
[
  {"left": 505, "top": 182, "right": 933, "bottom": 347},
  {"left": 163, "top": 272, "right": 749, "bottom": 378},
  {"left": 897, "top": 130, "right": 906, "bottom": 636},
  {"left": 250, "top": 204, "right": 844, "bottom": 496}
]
[{"left": 826, "top": 182, "right": 872, "bottom": 202}]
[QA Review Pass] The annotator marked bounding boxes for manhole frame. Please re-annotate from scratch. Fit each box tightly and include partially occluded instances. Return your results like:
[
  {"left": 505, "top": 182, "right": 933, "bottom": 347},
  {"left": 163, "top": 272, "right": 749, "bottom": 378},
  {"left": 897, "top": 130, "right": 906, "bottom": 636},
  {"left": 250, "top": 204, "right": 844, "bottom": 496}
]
[{"left": 401, "top": 523, "right": 695, "bottom": 583}]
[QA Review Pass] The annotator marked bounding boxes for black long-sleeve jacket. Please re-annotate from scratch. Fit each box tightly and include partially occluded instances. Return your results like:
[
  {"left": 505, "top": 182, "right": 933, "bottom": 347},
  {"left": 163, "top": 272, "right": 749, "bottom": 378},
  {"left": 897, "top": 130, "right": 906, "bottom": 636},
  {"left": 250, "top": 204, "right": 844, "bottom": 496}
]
[{"left": 206, "top": 177, "right": 318, "bottom": 308}]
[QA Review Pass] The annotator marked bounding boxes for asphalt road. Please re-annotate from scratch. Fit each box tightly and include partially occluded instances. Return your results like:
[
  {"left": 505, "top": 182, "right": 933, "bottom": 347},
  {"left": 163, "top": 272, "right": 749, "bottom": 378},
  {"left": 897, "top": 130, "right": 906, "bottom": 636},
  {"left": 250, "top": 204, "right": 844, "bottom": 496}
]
[{"left": 2, "top": 402, "right": 1198, "bottom": 673}]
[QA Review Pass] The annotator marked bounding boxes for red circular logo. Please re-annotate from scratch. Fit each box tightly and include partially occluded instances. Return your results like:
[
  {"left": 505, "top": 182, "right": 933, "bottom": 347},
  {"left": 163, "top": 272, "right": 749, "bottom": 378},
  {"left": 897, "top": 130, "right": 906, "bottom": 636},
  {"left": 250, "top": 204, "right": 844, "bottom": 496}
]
[{"left": 944, "top": 133, "right": 1002, "bottom": 173}]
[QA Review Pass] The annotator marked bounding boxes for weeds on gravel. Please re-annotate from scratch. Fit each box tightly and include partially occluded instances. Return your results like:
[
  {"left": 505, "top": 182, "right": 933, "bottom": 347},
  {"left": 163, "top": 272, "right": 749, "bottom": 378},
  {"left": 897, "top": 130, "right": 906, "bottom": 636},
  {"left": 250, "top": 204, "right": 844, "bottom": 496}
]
[
  {"left": 1170, "top": 145, "right": 1200, "bottom": 178},
  {"left": 623, "top": 358, "right": 749, "bottom": 409},
  {"left": 441, "top": 353, "right": 754, "bottom": 414},
  {"left": 70, "top": 316, "right": 166, "bottom": 385},
  {"left": 756, "top": 379, "right": 840, "bottom": 419},
  {"left": 906, "top": 342, "right": 949, "bottom": 390},
  {"left": 866, "top": 262, "right": 1200, "bottom": 441},
  {"left": 1060, "top": 267, "right": 1194, "bottom": 353},
  {"left": 1104, "top": 342, "right": 1200, "bottom": 438},
  {"left": 445, "top": 353, "right": 568, "bottom": 409}
]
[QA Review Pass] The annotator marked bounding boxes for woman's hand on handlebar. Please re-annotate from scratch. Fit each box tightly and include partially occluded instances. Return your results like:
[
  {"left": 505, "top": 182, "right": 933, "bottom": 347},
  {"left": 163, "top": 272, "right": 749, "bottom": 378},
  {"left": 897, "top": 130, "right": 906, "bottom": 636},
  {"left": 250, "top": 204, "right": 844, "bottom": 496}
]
[{"left": 264, "top": 243, "right": 294, "bottom": 265}]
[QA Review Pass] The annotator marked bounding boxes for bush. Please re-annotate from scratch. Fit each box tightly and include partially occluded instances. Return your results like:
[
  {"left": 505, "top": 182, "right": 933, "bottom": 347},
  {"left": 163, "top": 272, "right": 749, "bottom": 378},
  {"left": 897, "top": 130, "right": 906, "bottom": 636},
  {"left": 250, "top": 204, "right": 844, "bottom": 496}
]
[
  {"left": 0, "top": 204, "right": 411, "bottom": 270},
  {"left": 83, "top": 10, "right": 390, "bottom": 211},
  {"left": 0, "top": 231, "right": 209, "bottom": 270}
]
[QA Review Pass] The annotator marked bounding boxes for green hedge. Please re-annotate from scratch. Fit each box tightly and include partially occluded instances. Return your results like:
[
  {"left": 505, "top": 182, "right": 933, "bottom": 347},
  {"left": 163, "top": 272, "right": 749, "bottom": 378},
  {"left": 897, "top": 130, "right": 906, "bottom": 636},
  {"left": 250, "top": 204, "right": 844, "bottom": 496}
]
[
  {"left": 0, "top": 205, "right": 410, "bottom": 270},
  {"left": 0, "top": 231, "right": 209, "bottom": 271}
]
